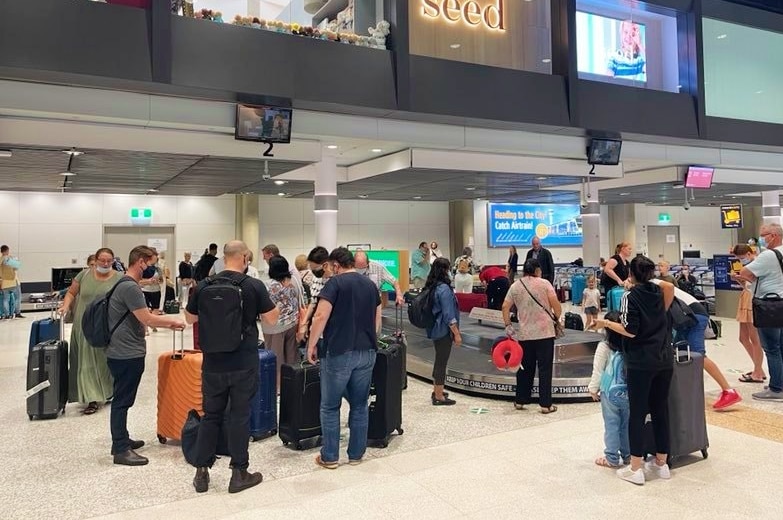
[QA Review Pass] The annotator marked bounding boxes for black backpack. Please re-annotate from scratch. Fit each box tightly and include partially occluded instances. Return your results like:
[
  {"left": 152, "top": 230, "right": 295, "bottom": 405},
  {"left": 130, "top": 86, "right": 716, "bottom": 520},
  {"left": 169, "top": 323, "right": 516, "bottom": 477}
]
[
  {"left": 193, "top": 255, "right": 216, "bottom": 282},
  {"left": 407, "top": 284, "right": 437, "bottom": 329},
  {"left": 82, "top": 277, "right": 136, "bottom": 348},
  {"left": 197, "top": 275, "right": 247, "bottom": 353}
]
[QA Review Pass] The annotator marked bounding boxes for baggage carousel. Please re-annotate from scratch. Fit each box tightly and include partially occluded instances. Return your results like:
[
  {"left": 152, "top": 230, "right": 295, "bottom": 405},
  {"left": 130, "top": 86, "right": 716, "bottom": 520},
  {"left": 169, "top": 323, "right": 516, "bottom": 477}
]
[{"left": 381, "top": 307, "right": 600, "bottom": 400}]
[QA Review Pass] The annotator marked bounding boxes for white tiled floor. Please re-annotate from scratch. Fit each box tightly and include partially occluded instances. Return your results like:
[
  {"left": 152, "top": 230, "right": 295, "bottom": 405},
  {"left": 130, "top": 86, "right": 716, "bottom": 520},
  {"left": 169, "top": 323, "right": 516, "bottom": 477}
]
[{"left": 2, "top": 309, "right": 781, "bottom": 520}]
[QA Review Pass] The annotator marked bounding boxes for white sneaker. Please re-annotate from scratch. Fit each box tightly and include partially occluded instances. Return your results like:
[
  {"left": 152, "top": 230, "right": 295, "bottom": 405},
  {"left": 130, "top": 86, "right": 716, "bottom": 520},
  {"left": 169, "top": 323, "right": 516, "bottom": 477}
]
[
  {"left": 616, "top": 466, "right": 645, "bottom": 485},
  {"left": 644, "top": 460, "right": 671, "bottom": 479}
]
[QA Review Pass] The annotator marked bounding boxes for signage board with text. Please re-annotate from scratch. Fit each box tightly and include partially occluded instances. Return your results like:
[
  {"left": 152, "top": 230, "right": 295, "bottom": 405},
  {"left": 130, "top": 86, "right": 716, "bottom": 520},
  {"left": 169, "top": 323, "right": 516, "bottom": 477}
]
[
  {"left": 720, "top": 204, "right": 743, "bottom": 229},
  {"left": 487, "top": 203, "right": 583, "bottom": 247},
  {"left": 366, "top": 250, "right": 401, "bottom": 291}
]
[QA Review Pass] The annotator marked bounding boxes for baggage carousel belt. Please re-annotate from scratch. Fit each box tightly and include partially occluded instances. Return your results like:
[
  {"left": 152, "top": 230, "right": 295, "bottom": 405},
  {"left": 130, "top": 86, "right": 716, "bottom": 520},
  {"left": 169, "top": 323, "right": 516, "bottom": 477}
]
[{"left": 381, "top": 307, "right": 600, "bottom": 399}]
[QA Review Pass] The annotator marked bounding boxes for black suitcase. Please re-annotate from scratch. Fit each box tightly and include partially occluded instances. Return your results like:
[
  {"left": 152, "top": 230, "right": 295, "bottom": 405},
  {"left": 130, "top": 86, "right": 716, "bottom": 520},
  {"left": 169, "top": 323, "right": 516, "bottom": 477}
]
[
  {"left": 367, "top": 342, "right": 404, "bottom": 448},
  {"left": 26, "top": 319, "right": 68, "bottom": 420},
  {"left": 564, "top": 312, "right": 584, "bottom": 331},
  {"left": 644, "top": 342, "right": 709, "bottom": 467},
  {"left": 279, "top": 362, "right": 322, "bottom": 450},
  {"left": 379, "top": 304, "right": 408, "bottom": 390}
]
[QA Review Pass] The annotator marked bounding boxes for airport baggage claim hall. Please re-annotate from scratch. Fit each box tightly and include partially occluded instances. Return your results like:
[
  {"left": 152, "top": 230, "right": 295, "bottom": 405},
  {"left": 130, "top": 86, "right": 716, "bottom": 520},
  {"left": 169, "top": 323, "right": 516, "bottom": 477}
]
[{"left": 1, "top": 0, "right": 783, "bottom": 518}]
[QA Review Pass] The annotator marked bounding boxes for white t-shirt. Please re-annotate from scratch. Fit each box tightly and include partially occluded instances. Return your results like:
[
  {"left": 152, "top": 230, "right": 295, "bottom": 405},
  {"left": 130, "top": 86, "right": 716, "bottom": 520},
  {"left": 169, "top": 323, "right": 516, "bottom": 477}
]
[
  {"left": 747, "top": 246, "right": 783, "bottom": 297},
  {"left": 582, "top": 288, "right": 601, "bottom": 308}
]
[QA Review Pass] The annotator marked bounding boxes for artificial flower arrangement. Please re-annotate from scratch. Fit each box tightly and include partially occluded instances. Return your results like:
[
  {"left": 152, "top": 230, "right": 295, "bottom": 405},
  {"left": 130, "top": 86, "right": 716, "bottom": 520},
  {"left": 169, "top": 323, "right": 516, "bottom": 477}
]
[{"left": 187, "top": 10, "right": 390, "bottom": 50}]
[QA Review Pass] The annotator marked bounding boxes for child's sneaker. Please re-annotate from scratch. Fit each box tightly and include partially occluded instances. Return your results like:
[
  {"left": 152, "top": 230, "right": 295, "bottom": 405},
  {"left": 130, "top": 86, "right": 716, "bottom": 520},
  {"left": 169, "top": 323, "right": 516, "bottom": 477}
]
[
  {"left": 616, "top": 466, "right": 645, "bottom": 485},
  {"left": 644, "top": 459, "right": 671, "bottom": 479},
  {"left": 713, "top": 389, "right": 742, "bottom": 410}
]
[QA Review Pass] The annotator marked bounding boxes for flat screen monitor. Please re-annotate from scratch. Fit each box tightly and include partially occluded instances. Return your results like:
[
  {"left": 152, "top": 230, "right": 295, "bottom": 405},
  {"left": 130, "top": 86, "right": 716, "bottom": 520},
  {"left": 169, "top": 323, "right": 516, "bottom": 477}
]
[
  {"left": 682, "top": 250, "right": 701, "bottom": 259},
  {"left": 576, "top": 12, "right": 647, "bottom": 83},
  {"left": 52, "top": 267, "right": 85, "bottom": 292},
  {"left": 235, "top": 104, "right": 292, "bottom": 144},
  {"left": 587, "top": 138, "right": 622, "bottom": 165},
  {"left": 685, "top": 166, "right": 714, "bottom": 189}
]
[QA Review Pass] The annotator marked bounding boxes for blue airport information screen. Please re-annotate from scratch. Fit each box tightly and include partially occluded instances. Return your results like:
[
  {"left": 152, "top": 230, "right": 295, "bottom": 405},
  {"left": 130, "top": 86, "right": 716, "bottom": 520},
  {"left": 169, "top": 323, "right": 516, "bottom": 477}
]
[{"left": 488, "top": 203, "right": 583, "bottom": 247}]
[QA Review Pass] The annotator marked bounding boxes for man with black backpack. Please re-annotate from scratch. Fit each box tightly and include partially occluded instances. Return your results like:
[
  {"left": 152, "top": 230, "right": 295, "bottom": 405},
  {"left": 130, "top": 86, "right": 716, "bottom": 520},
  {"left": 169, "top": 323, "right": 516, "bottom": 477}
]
[
  {"left": 104, "top": 246, "right": 186, "bottom": 467},
  {"left": 185, "top": 240, "right": 279, "bottom": 494}
]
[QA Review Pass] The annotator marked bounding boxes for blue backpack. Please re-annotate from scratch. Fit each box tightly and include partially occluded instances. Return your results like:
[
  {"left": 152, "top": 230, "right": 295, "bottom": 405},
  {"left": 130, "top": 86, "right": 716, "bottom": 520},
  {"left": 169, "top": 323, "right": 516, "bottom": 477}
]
[{"left": 600, "top": 350, "right": 629, "bottom": 408}]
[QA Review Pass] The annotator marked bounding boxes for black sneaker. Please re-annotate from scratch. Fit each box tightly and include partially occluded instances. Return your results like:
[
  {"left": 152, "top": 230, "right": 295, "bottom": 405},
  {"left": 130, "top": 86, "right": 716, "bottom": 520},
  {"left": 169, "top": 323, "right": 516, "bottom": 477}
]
[
  {"left": 193, "top": 467, "right": 209, "bottom": 493},
  {"left": 431, "top": 396, "right": 457, "bottom": 406},
  {"left": 228, "top": 468, "right": 263, "bottom": 494},
  {"left": 15, "top": 314, "right": 25, "bottom": 318}
]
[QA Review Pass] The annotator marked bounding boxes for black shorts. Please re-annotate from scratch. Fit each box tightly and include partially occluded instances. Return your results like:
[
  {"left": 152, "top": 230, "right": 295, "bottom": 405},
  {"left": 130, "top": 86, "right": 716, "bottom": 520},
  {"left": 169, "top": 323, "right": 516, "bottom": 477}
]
[{"left": 584, "top": 306, "right": 599, "bottom": 316}]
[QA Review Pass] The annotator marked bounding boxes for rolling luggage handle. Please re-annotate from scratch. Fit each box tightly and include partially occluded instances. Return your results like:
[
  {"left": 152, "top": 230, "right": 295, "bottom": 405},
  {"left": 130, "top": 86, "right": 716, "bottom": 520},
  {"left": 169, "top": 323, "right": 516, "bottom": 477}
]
[
  {"left": 394, "top": 303, "right": 405, "bottom": 339},
  {"left": 673, "top": 340, "right": 692, "bottom": 365},
  {"left": 171, "top": 329, "right": 186, "bottom": 360}
]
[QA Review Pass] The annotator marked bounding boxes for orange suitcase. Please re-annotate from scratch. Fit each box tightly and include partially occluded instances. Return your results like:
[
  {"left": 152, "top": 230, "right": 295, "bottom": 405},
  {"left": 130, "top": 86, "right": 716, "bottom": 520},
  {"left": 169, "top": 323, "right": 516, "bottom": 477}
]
[{"left": 157, "top": 331, "right": 203, "bottom": 444}]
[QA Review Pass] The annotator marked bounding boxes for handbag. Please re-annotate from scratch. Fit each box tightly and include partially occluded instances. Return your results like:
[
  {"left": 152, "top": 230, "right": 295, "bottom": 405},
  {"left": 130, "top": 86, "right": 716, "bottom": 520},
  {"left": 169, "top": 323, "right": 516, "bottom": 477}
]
[
  {"left": 752, "top": 248, "right": 783, "bottom": 328},
  {"left": 520, "top": 280, "right": 565, "bottom": 339},
  {"left": 669, "top": 297, "right": 697, "bottom": 331}
]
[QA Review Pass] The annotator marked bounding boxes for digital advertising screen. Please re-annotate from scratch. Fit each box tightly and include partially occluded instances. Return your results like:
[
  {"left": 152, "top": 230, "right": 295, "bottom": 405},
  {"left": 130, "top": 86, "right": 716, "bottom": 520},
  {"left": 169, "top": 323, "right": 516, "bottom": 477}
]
[
  {"left": 235, "top": 104, "right": 293, "bottom": 143},
  {"left": 720, "top": 204, "right": 743, "bottom": 229},
  {"left": 576, "top": 11, "right": 647, "bottom": 82},
  {"left": 685, "top": 166, "right": 714, "bottom": 189},
  {"left": 488, "top": 203, "right": 583, "bottom": 248}
]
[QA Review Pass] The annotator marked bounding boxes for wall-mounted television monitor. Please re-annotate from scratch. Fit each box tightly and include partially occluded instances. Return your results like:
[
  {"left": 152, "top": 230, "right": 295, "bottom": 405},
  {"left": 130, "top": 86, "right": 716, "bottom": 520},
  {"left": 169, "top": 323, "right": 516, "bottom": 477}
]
[
  {"left": 685, "top": 166, "right": 714, "bottom": 189},
  {"left": 235, "top": 104, "right": 292, "bottom": 144},
  {"left": 587, "top": 138, "right": 622, "bottom": 165},
  {"left": 576, "top": 11, "right": 647, "bottom": 83}
]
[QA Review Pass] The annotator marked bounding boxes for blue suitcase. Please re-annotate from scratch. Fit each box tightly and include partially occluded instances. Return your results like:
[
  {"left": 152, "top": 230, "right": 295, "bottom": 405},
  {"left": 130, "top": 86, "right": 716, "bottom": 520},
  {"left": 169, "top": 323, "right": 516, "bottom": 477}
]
[
  {"left": 249, "top": 347, "right": 277, "bottom": 441},
  {"left": 607, "top": 287, "right": 625, "bottom": 312},
  {"left": 571, "top": 275, "right": 587, "bottom": 305},
  {"left": 29, "top": 315, "right": 61, "bottom": 352}
]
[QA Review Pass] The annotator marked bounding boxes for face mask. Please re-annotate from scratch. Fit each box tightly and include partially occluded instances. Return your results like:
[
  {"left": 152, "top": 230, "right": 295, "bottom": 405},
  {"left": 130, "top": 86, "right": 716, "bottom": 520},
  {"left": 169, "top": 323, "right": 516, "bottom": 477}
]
[
  {"left": 356, "top": 268, "right": 368, "bottom": 276},
  {"left": 740, "top": 258, "right": 752, "bottom": 266},
  {"left": 759, "top": 237, "right": 768, "bottom": 248},
  {"left": 95, "top": 266, "right": 112, "bottom": 274}
]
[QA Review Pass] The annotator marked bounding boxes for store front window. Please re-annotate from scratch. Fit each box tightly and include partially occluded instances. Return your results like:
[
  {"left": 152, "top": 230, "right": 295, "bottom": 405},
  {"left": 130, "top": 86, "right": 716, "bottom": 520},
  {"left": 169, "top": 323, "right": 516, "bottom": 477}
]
[
  {"left": 575, "top": 0, "right": 681, "bottom": 93},
  {"left": 408, "top": 0, "right": 553, "bottom": 73},
  {"left": 703, "top": 18, "right": 783, "bottom": 125},
  {"left": 173, "top": 0, "right": 389, "bottom": 49}
]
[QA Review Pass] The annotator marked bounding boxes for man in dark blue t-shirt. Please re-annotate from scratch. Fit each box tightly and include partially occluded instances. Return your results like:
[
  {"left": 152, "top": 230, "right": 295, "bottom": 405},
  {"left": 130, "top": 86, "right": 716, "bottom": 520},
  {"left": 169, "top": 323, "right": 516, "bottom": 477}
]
[
  {"left": 307, "top": 247, "right": 381, "bottom": 469},
  {"left": 185, "top": 240, "right": 279, "bottom": 494}
]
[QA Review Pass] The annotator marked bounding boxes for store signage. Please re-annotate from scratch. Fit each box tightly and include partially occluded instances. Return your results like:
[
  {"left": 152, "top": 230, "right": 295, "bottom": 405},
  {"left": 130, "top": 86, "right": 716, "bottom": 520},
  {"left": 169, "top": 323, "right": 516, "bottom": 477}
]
[
  {"left": 421, "top": 0, "right": 505, "bottom": 31},
  {"left": 720, "top": 204, "right": 743, "bottom": 229},
  {"left": 487, "top": 203, "right": 583, "bottom": 247},
  {"left": 365, "top": 250, "right": 400, "bottom": 291}
]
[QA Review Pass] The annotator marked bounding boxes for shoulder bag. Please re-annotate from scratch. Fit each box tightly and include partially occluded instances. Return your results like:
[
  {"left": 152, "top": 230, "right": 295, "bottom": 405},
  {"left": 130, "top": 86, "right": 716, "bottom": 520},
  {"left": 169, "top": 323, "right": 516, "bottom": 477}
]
[
  {"left": 520, "top": 279, "right": 565, "bottom": 339},
  {"left": 752, "top": 248, "right": 783, "bottom": 328}
]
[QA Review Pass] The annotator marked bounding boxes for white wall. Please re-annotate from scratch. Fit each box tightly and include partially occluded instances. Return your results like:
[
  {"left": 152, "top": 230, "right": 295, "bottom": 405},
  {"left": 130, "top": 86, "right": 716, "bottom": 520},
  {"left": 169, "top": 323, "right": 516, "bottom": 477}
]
[
  {"left": 0, "top": 192, "right": 235, "bottom": 282},
  {"left": 471, "top": 201, "right": 586, "bottom": 266},
  {"left": 635, "top": 204, "right": 735, "bottom": 259},
  {"left": 257, "top": 196, "right": 450, "bottom": 267}
]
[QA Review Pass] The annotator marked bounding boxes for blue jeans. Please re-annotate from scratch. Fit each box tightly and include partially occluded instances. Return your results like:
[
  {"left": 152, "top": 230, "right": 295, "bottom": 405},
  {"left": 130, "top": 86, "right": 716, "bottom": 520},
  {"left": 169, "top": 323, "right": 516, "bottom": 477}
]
[
  {"left": 319, "top": 349, "right": 377, "bottom": 463},
  {"left": 13, "top": 284, "right": 21, "bottom": 315},
  {"left": 601, "top": 396, "right": 630, "bottom": 465},
  {"left": 675, "top": 314, "right": 708, "bottom": 355},
  {"left": 0, "top": 288, "right": 13, "bottom": 318},
  {"left": 757, "top": 327, "right": 783, "bottom": 393}
]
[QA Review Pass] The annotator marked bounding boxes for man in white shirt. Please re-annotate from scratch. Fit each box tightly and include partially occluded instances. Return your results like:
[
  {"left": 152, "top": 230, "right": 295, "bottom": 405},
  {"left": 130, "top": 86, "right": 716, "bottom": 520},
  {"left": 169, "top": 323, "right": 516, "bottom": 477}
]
[{"left": 354, "top": 250, "right": 404, "bottom": 306}]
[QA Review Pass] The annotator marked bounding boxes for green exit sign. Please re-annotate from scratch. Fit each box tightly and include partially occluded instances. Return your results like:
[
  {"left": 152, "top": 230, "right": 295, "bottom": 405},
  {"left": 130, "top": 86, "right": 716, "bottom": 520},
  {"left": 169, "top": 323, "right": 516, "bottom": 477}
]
[
  {"left": 658, "top": 213, "right": 671, "bottom": 224},
  {"left": 130, "top": 208, "right": 152, "bottom": 219}
]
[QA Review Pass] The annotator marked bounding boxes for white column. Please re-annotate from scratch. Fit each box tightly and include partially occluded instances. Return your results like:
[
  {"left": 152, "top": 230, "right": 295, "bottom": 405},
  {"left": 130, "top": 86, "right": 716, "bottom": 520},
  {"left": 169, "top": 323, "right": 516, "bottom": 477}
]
[
  {"left": 762, "top": 190, "right": 781, "bottom": 226},
  {"left": 581, "top": 191, "right": 601, "bottom": 266},
  {"left": 314, "top": 156, "right": 338, "bottom": 250}
]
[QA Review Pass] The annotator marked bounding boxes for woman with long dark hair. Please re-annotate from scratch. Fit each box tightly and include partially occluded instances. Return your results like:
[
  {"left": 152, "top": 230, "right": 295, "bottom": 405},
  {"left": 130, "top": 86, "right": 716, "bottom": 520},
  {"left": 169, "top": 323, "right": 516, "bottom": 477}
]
[
  {"left": 507, "top": 245, "right": 519, "bottom": 281},
  {"left": 591, "top": 255, "right": 675, "bottom": 486},
  {"left": 425, "top": 257, "right": 462, "bottom": 405}
]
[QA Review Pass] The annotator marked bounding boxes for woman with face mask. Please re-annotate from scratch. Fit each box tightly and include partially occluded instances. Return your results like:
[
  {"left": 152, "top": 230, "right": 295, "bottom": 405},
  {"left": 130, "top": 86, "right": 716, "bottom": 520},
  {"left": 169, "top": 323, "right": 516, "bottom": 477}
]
[
  {"left": 57, "top": 247, "right": 122, "bottom": 415},
  {"left": 732, "top": 244, "right": 767, "bottom": 383}
]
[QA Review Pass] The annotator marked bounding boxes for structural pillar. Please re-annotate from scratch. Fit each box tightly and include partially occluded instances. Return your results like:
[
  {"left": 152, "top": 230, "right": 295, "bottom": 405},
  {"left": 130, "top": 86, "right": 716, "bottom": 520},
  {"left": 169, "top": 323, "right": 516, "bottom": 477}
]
[
  {"left": 762, "top": 191, "right": 781, "bottom": 227},
  {"left": 581, "top": 191, "right": 601, "bottom": 267},
  {"left": 314, "top": 156, "right": 338, "bottom": 250},
  {"left": 235, "top": 194, "right": 259, "bottom": 255}
]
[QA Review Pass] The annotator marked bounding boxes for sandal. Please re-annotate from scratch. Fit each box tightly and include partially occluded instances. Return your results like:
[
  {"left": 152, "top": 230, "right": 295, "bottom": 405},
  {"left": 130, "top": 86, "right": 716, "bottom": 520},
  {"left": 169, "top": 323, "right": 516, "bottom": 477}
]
[
  {"left": 315, "top": 455, "right": 338, "bottom": 470},
  {"left": 739, "top": 373, "right": 765, "bottom": 383},
  {"left": 540, "top": 405, "right": 558, "bottom": 415},
  {"left": 83, "top": 402, "right": 99, "bottom": 415},
  {"left": 595, "top": 456, "right": 620, "bottom": 468}
]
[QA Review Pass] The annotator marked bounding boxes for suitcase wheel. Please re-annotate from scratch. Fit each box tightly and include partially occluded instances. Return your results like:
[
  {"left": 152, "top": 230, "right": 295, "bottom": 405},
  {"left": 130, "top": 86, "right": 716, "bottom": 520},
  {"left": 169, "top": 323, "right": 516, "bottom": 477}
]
[
  {"left": 398, "top": 428, "right": 404, "bottom": 435},
  {"left": 701, "top": 449, "right": 708, "bottom": 459},
  {"left": 271, "top": 429, "right": 277, "bottom": 436},
  {"left": 282, "top": 441, "right": 289, "bottom": 446},
  {"left": 294, "top": 442, "right": 303, "bottom": 451},
  {"left": 28, "top": 414, "right": 33, "bottom": 421},
  {"left": 157, "top": 434, "right": 167, "bottom": 444}
]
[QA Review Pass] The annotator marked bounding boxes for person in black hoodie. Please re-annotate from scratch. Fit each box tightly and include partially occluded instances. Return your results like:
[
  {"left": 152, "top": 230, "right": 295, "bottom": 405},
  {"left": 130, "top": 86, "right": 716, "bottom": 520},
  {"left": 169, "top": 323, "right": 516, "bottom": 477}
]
[{"left": 591, "top": 256, "right": 674, "bottom": 486}]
